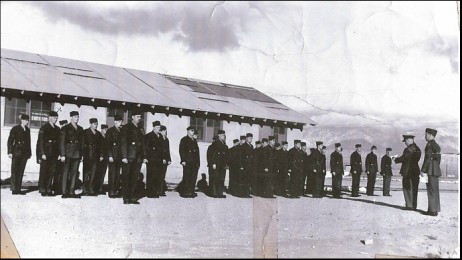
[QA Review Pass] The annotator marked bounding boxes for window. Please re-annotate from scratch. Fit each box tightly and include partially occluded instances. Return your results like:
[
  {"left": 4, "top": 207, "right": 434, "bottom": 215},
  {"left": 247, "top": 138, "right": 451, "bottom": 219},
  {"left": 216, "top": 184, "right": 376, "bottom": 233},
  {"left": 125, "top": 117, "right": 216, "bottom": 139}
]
[
  {"left": 190, "top": 117, "right": 222, "bottom": 142},
  {"left": 4, "top": 98, "right": 52, "bottom": 128},
  {"left": 273, "top": 126, "right": 287, "bottom": 143},
  {"left": 106, "top": 108, "right": 147, "bottom": 133}
]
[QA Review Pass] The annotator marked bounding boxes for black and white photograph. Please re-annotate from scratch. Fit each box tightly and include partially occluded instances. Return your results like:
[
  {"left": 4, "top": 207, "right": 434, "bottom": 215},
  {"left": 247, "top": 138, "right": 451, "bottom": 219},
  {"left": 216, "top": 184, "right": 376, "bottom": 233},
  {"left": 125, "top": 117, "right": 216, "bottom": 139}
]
[{"left": 0, "top": 1, "right": 459, "bottom": 258}]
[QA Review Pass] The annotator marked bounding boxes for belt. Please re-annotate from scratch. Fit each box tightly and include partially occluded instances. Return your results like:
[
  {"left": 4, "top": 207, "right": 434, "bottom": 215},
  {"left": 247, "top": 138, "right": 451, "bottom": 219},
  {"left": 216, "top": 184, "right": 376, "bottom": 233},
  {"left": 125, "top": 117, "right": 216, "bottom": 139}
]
[
  {"left": 47, "top": 140, "right": 56, "bottom": 143},
  {"left": 68, "top": 141, "right": 79, "bottom": 144},
  {"left": 113, "top": 143, "right": 118, "bottom": 146}
]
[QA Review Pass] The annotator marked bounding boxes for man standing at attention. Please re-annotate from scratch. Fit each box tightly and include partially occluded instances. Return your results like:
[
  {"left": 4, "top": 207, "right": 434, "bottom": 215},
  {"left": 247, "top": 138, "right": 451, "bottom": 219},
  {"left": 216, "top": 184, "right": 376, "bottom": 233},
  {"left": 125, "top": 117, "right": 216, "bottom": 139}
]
[
  {"left": 350, "top": 144, "right": 363, "bottom": 197},
  {"left": 7, "top": 114, "right": 31, "bottom": 195},
  {"left": 365, "top": 145, "right": 379, "bottom": 196},
  {"left": 421, "top": 128, "right": 441, "bottom": 217},
  {"left": 380, "top": 148, "right": 393, "bottom": 196}
]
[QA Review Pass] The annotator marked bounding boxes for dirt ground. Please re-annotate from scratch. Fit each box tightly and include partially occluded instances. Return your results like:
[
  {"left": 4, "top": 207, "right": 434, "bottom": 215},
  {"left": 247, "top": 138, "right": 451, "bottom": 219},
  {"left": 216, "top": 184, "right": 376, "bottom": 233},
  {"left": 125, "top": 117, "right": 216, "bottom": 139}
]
[{"left": 1, "top": 178, "right": 459, "bottom": 258}]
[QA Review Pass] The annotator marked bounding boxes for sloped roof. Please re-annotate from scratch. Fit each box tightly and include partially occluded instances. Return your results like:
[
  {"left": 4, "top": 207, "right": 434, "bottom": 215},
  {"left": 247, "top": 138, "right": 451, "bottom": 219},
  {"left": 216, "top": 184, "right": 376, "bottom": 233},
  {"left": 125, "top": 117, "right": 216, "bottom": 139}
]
[{"left": 1, "top": 48, "right": 316, "bottom": 129}]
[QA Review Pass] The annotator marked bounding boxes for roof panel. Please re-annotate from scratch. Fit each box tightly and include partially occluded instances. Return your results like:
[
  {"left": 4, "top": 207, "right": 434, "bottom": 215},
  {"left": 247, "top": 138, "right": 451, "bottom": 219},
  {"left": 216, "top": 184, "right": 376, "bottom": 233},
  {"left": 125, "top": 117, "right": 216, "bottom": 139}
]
[
  {"left": 1, "top": 59, "right": 39, "bottom": 91},
  {"left": 165, "top": 77, "right": 216, "bottom": 95},
  {"left": 1, "top": 49, "right": 48, "bottom": 64}
]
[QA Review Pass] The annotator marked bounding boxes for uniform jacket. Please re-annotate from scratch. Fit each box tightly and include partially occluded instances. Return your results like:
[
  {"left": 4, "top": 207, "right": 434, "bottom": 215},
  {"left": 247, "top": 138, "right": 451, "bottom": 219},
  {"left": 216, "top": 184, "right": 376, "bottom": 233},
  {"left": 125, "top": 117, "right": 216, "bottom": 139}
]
[
  {"left": 179, "top": 135, "right": 200, "bottom": 167},
  {"left": 59, "top": 123, "right": 84, "bottom": 159},
  {"left": 145, "top": 131, "right": 164, "bottom": 163},
  {"left": 350, "top": 151, "right": 363, "bottom": 174},
  {"left": 83, "top": 128, "right": 103, "bottom": 160},
  {"left": 7, "top": 124, "right": 31, "bottom": 158},
  {"left": 120, "top": 122, "right": 146, "bottom": 160},
  {"left": 276, "top": 149, "right": 289, "bottom": 173},
  {"left": 228, "top": 145, "right": 240, "bottom": 169},
  {"left": 106, "top": 126, "right": 122, "bottom": 160},
  {"left": 288, "top": 147, "right": 304, "bottom": 172},
  {"left": 311, "top": 149, "right": 324, "bottom": 174},
  {"left": 395, "top": 143, "right": 421, "bottom": 177},
  {"left": 162, "top": 136, "right": 172, "bottom": 163},
  {"left": 99, "top": 133, "right": 108, "bottom": 159},
  {"left": 421, "top": 140, "right": 441, "bottom": 177},
  {"left": 239, "top": 142, "right": 255, "bottom": 169},
  {"left": 330, "top": 151, "right": 344, "bottom": 175},
  {"left": 365, "top": 152, "right": 379, "bottom": 173},
  {"left": 380, "top": 155, "right": 392, "bottom": 175},
  {"left": 207, "top": 139, "right": 228, "bottom": 168},
  {"left": 37, "top": 123, "right": 60, "bottom": 157},
  {"left": 321, "top": 153, "right": 327, "bottom": 175}
]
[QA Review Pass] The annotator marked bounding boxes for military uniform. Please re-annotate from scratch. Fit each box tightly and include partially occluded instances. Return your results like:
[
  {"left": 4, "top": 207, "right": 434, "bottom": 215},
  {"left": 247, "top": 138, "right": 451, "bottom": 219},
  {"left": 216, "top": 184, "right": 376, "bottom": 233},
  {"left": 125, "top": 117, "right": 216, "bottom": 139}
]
[
  {"left": 60, "top": 118, "right": 84, "bottom": 197},
  {"left": 365, "top": 150, "right": 378, "bottom": 195},
  {"left": 7, "top": 119, "right": 31, "bottom": 194},
  {"left": 320, "top": 149, "right": 327, "bottom": 196},
  {"left": 421, "top": 129, "right": 441, "bottom": 215},
  {"left": 179, "top": 131, "right": 200, "bottom": 197},
  {"left": 37, "top": 120, "right": 60, "bottom": 195},
  {"left": 95, "top": 125, "right": 108, "bottom": 195},
  {"left": 106, "top": 124, "right": 123, "bottom": 197},
  {"left": 304, "top": 148, "right": 315, "bottom": 195},
  {"left": 275, "top": 145, "right": 289, "bottom": 196},
  {"left": 52, "top": 120, "right": 68, "bottom": 195},
  {"left": 159, "top": 127, "right": 172, "bottom": 196},
  {"left": 145, "top": 125, "right": 164, "bottom": 197},
  {"left": 82, "top": 122, "right": 103, "bottom": 195},
  {"left": 330, "top": 147, "right": 344, "bottom": 198},
  {"left": 120, "top": 120, "right": 146, "bottom": 203},
  {"left": 288, "top": 144, "right": 304, "bottom": 198},
  {"left": 207, "top": 134, "right": 228, "bottom": 198},
  {"left": 350, "top": 149, "right": 363, "bottom": 197},
  {"left": 237, "top": 139, "right": 254, "bottom": 197},
  {"left": 380, "top": 150, "right": 393, "bottom": 196},
  {"left": 311, "top": 148, "right": 324, "bottom": 198},
  {"left": 395, "top": 136, "right": 421, "bottom": 210},
  {"left": 227, "top": 139, "right": 241, "bottom": 195}
]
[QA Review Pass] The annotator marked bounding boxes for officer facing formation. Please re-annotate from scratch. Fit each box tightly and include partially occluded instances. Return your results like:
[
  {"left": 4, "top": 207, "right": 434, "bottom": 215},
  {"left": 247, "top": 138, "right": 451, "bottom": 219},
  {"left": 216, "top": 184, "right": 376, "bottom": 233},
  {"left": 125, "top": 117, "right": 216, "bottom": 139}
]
[
  {"left": 350, "top": 144, "right": 363, "bottom": 197},
  {"left": 365, "top": 145, "right": 378, "bottom": 196},
  {"left": 330, "top": 143, "right": 344, "bottom": 198},
  {"left": 394, "top": 135, "right": 421, "bottom": 211},
  {"left": 380, "top": 148, "right": 393, "bottom": 196},
  {"left": 7, "top": 114, "right": 31, "bottom": 195},
  {"left": 207, "top": 130, "right": 228, "bottom": 198},
  {"left": 37, "top": 111, "right": 59, "bottom": 196}
]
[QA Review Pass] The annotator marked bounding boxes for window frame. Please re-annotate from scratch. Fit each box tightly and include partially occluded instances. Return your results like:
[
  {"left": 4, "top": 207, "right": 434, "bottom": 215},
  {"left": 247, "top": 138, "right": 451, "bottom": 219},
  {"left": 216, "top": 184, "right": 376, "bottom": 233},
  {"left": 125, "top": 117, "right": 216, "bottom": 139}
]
[
  {"left": 4, "top": 98, "right": 53, "bottom": 129},
  {"left": 189, "top": 117, "right": 223, "bottom": 143}
]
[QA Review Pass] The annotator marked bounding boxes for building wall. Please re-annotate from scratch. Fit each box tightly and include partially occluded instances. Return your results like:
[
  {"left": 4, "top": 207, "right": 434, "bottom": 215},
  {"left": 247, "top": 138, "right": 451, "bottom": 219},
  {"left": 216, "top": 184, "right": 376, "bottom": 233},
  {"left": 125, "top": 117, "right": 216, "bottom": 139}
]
[{"left": 1, "top": 97, "right": 303, "bottom": 184}]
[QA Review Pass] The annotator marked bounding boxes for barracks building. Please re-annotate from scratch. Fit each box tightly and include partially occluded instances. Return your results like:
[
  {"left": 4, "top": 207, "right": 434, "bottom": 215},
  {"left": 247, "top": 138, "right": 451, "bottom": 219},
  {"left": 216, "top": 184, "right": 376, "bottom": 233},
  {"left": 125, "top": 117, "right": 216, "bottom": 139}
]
[{"left": 0, "top": 48, "right": 316, "bottom": 183}]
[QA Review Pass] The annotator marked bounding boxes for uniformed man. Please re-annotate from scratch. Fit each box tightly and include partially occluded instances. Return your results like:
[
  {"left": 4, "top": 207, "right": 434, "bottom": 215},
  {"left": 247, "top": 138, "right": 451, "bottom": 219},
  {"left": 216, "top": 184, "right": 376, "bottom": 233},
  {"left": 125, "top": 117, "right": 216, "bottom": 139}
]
[
  {"left": 365, "top": 145, "right": 379, "bottom": 196},
  {"left": 320, "top": 145, "right": 327, "bottom": 196},
  {"left": 82, "top": 118, "right": 103, "bottom": 196},
  {"left": 95, "top": 124, "right": 108, "bottom": 195},
  {"left": 266, "top": 136, "right": 276, "bottom": 198},
  {"left": 179, "top": 126, "right": 200, "bottom": 198},
  {"left": 52, "top": 119, "right": 68, "bottom": 195},
  {"left": 7, "top": 114, "right": 31, "bottom": 195},
  {"left": 304, "top": 148, "right": 316, "bottom": 196},
  {"left": 207, "top": 129, "right": 228, "bottom": 198},
  {"left": 350, "top": 144, "right": 363, "bottom": 197},
  {"left": 120, "top": 110, "right": 147, "bottom": 204},
  {"left": 236, "top": 133, "right": 254, "bottom": 198},
  {"left": 159, "top": 125, "right": 172, "bottom": 196},
  {"left": 60, "top": 111, "right": 84, "bottom": 198},
  {"left": 37, "top": 111, "right": 59, "bottom": 196},
  {"left": 288, "top": 140, "right": 304, "bottom": 198},
  {"left": 330, "top": 143, "right": 344, "bottom": 198},
  {"left": 227, "top": 138, "right": 240, "bottom": 195},
  {"left": 251, "top": 139, "right": 262, "bottom": 195},
  {"left": 393, "top": 135, "right": 421, "bottom": 210},
  {"left": 255, "top": 140, "right": 262, "bottom": 149},
  {"left": 300, "top": 142, "right": 309, "bottom": 196},
  {"left": 311, "top": 141, "right": 324, "bottom": 198},
  {"left": 145, "top": 121, "right": 163, "bottom": 198},
  {"left": 421, "top": 128, "right": 441, "bottom": 216},
  {"left": 106, "top": 115, "right": 123, "bottom": 198},
  {"left": 275, "top": 141, "right": 289, "bottom": 196},
  {"left": 380, "top": 148, "right": 393, "bottom": 196}
]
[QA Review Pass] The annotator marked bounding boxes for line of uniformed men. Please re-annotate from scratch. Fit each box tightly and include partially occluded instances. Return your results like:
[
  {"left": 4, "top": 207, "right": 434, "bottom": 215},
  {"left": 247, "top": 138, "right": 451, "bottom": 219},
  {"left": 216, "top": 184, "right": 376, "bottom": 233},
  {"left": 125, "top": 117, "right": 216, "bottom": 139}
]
[{"left": 7, "top": 111, "right": 442, "bottom": 215}]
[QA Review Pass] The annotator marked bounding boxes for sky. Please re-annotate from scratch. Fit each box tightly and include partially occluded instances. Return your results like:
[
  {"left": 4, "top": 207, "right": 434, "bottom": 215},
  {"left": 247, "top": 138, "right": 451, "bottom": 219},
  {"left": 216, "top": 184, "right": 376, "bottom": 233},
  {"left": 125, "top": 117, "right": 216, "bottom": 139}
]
[{"left": 1, "top": 1, "right": 459, "bottom": 126}]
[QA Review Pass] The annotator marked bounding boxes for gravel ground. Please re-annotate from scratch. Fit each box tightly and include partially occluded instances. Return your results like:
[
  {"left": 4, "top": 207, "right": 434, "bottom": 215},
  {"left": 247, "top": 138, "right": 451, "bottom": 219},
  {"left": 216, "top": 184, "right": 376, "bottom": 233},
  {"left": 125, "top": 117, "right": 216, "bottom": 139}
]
[{"left": 1, "top": 179, "right": 459, "bottom": 258}]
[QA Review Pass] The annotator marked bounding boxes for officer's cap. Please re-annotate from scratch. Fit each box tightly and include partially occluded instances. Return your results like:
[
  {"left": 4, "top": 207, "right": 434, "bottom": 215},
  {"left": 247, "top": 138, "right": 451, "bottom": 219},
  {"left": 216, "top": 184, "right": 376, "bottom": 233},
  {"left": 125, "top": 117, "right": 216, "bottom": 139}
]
[
  {"left": 48, "top": 111, "right": 58, "bottom": 117},
  {"left": 335, "top": 143, "right": 341, "bottom": 148},
  {"left": 19, "top": 114, "right": 29, "bottom": 120},
  {"left": 268, "top": 135, "right": 276, "bottom": 141},
  {"left": 152, "top": 121, "right": 161, "bottom": 127},
  {"left": 322, "top": 146, "right": 326, "bottom": 149},
  {"left": 294, "top": 140, "right": 301, "bottom": 144},
  {"left": 310, "top": 148, "right": 316, "bottom": 152},
  {"left": 275, "top": 143, "right": 281, "bottom": 147},
  {"left": 131, "top": 109, "right": 143, "bottom": 116},
  {"left": 355, "top": 144, "right": 362, "bottom": 148},
  {"left": 255, "top": 141, "right": 261, "bottom": 145},
  {"left": 371, "top": 145, "right": 377, "bottom": 150},
  {"left": 386, "top": 148, "right": 392, "bottom": 151},
  {"left": 233, "top": 139, "right": 239, "bottom": 144},
  {"left": 262, "top": 138, "right": 269, "bottom": 143},
  {"left": 101, "top": 124, "right": 108, "bottom": 129},
  {"left": 425, "top": 128, "right": 437, "bottom": 137},
  {"left": 402, "top": 135, "right": 415, "bottom": 142},
  {"left": 246, "top": 133, "right": 253, "bottom": 137},
  {"left": 89, "top": 118, "right": 98, "bottom": 124},
  {"left": 160, "top": 125, "right": 167, "bottom": 131},
  {"left": 316, "top": 141, "right": 323, "bottom": 146},
  {"left": 70, "top": 111, "right": 79, "bottom": 117},
  {"left": 187, "top": 126, "right": 195, "bottom": 131},
  {"left": 301, "top": 142, "right": 307, "bottom": 146},
  {"left": 59, "top": 120, "right": 68, "bottom": 125},
  {"left": 282, "top": 141, "right": 288, "bottom": 145},
  {"left": 240, "top": 135, "right": 246, "bottom": 140},
  {"left": 113, "top": 115, "right": 123, "bottom": 121},
  {"left": 218, "top": 130, "right": 225, "bottom": 135}
]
